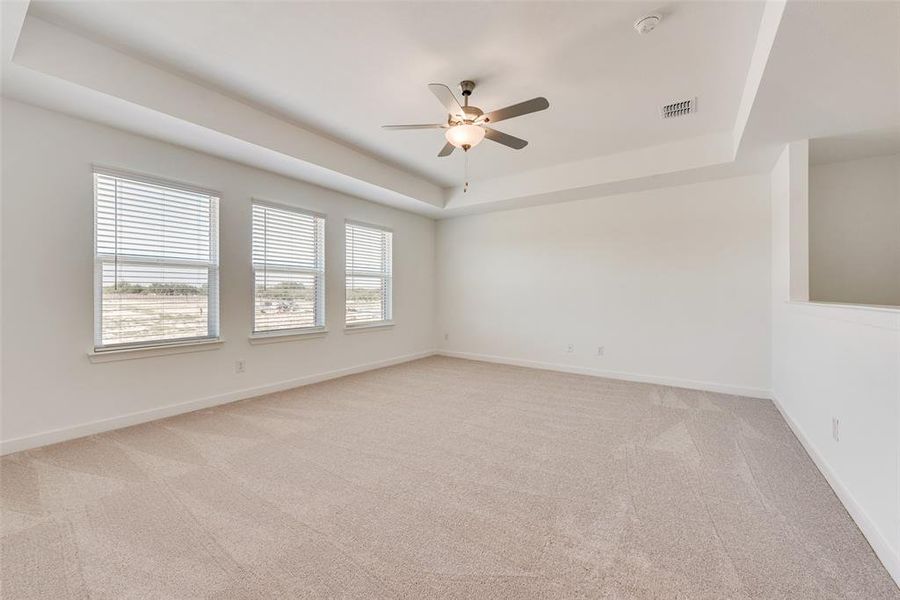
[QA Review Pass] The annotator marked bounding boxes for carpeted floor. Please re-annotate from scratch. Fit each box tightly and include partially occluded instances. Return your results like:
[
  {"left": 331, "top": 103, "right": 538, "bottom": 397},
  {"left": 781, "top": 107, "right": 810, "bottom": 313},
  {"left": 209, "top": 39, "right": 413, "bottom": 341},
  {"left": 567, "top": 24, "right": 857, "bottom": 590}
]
[{"left": 1, "top": 356, "right": 897, "bottom": 599}]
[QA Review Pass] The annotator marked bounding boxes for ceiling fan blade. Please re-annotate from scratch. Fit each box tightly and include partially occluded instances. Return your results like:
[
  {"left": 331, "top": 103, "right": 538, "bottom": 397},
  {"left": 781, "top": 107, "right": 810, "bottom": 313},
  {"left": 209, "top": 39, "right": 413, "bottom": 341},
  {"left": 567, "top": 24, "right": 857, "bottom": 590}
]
[
  {"left": 428, "top": 83, "right": 464, "bottom": 117},
  {"left": 483, "top": 97, "right": 549, "bottom": 124},
  {"left": 438, "top": 141, "right": 455, "bottom": 157},
  {"left": 382, "top": 124, "right": 447, "bottom": 129},
  {"left": 483, "top": 127, "right": 528, "bottom": 150}
]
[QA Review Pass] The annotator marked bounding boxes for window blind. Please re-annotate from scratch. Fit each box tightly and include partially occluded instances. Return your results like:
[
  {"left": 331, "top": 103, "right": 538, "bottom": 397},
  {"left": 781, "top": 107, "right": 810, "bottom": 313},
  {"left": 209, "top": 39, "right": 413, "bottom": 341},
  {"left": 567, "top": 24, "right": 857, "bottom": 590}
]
[
  {"left": 93, "top": 171, "right": 219, "bottom": 349},
  {"left": 252, "top": 202, "right": 325, "bottom": 333},
  {"left": 345, "top": 221, "right": 392, "bottom": 325}
]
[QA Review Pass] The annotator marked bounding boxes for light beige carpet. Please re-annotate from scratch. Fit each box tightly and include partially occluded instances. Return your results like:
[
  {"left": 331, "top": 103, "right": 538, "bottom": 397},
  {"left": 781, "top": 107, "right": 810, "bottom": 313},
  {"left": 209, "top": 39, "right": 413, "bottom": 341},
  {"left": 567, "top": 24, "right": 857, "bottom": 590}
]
[{"left": 1, "top": 356, "right": 897, "bottom": 599}]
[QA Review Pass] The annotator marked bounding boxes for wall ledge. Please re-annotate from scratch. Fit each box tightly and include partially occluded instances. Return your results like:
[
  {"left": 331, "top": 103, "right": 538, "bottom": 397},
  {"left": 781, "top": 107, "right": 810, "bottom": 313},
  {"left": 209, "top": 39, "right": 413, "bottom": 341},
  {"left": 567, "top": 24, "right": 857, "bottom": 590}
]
[
  {"left": 790, "top": 300, "right": 900, "bottom": 315},
  {"left": 782, "top": 300, "right": 900, "bottom": 331}
]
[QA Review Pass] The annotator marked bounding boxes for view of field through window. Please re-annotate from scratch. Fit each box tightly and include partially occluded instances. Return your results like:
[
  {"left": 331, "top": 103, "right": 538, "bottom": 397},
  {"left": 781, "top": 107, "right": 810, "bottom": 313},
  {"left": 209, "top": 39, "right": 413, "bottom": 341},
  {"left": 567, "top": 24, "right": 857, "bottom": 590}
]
[
  {"left": 345, "top": 275, "right": 389, "bottom": 324},
  {"left": 101, "top": 265, "right": 210, "bottom": 346},
  {"left": 252, "top": 203, "right": 324, "bottom": 332},
  {"left": 94, "top": 172, "right": 218, "bottom": 348},
  {"left": 345, "top": 222, "right": 392, "bottom": 325},
  {"left": 253, "top": 271, "right": 318, "bottom": 331}
]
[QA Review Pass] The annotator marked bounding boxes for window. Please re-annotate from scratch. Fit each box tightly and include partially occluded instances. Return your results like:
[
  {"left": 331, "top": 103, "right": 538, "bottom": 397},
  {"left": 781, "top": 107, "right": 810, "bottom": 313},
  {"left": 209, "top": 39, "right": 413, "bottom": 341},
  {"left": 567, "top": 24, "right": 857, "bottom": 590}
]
[
  {"left": 94, "top": 170, "right": 219, "bottom": 350},
  {"left": 252, "top": 202, "right": 325, "bottom": 333},
  {"left": 345, "top": 221, "right": 392, "bottom": 326}
]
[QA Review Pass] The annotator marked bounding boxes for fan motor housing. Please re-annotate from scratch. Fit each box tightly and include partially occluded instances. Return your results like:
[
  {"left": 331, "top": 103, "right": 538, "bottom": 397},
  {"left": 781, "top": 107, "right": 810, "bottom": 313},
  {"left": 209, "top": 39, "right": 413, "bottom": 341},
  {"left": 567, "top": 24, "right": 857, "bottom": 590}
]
[
  {"left": 449, "top": 106, "right": 483, "bottom": 125},
  {"left": 463, "top": 106, "right": 483, "bottom": 120}
]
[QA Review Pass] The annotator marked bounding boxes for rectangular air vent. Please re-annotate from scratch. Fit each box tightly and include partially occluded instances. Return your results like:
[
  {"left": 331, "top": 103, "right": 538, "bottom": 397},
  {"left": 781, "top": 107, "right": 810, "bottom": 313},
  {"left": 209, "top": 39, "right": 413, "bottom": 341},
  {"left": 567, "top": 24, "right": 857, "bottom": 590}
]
[{"left": 660, "top": 98, "right": 697, "bottom": 119}]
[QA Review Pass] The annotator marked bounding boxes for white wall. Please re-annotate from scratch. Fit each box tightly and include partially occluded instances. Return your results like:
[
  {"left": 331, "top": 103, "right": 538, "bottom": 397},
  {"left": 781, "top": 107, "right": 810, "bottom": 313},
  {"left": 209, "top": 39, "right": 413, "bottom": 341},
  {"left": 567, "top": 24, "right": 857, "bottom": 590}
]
[
  {"left": 810, "top": 153, "right": 900, "bottom": 306},
  {"left": 0, "top": 99, "right": 436, "bottom": 451},
  {"left": 436, "top": 175, "right": 772, "bottom": 397},
  {"left": 771, "top": 142, "right": 900, "bottom": 584}
]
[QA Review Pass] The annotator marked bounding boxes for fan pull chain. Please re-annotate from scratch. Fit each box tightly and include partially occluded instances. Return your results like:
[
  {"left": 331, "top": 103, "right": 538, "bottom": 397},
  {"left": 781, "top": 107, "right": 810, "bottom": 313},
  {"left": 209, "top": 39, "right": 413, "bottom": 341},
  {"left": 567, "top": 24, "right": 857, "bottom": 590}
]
[{"left": 464, "top": 151, "right": 469, "bottom": 193}]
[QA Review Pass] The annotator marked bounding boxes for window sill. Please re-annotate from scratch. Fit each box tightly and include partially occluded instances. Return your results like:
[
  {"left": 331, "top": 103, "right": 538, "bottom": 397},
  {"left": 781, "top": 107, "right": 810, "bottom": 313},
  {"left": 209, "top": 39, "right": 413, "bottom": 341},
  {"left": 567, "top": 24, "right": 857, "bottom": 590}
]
[
  {"left": 89, "top": 338, "right": 224, "bottom": 363},
  {"left": 344, "top": 321, "right": 394, "bottom": 334},
  {"left": 249, "top": 328, "right": 327, "bottom": 344}
]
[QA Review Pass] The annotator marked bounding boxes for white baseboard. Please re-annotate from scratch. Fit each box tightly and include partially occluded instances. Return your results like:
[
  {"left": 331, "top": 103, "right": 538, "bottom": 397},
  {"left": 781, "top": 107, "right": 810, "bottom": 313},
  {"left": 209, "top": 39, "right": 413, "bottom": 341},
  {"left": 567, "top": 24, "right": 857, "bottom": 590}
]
[
  {"left": 0, "top": 350, "right": 437, "bottom": 456},
  {"left": 437, "top": 350, "right": 772, "bottom": 399},
  {"left": 771, "top": 395, "right": 900, "bottom": 588}
]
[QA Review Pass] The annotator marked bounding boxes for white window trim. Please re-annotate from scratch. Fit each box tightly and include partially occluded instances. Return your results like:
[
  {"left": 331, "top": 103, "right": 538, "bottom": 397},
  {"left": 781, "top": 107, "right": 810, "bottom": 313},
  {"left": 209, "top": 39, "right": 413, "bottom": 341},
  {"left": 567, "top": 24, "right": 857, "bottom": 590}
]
[
  {"left": 248, "top": 327, "right": 328, "bottom": 344},
  {"left": 251, "top": 199, "right": 326, "bottom": 335},
  {"left": 344, "top": 219, "right": 393, "bottom": 328},
  {"left": 343, "top": 321, "right": 394, "bottom": 333},
  {"left": 88, "top": 338, "right": 224, "bottom": 363},
  {"left": 345, "top": 218, "right": 393, "bottom": 233},
  {"left": 92, "top": 165, "right": 220, "bottom": 197},
  {"left": 92, "top": 168, "right": 221, "bottom": 353}
]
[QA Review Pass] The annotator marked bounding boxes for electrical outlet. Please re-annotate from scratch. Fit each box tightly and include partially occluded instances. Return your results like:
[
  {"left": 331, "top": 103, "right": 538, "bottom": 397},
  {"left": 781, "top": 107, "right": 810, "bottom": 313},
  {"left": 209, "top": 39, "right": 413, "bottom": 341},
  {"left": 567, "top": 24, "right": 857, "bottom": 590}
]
[
  {"left": 566, "top": 344, "right": 574, "bottom": 353},
  {"left": 597, "top": 346, "right": 605, "bottom": 356},
  {"left": 832, "top": 417, "right": 839, "bottom": 442},
  {"left": 235, "top": 359, "right": 246, "bottom": 374}
]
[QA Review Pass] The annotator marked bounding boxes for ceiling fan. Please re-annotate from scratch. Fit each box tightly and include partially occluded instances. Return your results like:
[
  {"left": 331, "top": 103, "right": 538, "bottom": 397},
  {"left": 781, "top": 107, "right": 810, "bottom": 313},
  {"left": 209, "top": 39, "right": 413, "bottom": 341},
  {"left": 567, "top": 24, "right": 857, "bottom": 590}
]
[{"left": 382, "top": 80, "right": 550, "bottom": 157}]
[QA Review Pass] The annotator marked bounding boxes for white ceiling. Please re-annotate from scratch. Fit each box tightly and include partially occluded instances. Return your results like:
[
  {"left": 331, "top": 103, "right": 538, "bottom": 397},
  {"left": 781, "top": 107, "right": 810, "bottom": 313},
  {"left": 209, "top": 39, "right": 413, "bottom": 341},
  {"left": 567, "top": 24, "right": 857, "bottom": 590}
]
[
  {"left": 2, "top": 1, "right": 898, "bottom": 217},
  {"left": 28, "top": 1, "right": 764, "bottom": 187}
]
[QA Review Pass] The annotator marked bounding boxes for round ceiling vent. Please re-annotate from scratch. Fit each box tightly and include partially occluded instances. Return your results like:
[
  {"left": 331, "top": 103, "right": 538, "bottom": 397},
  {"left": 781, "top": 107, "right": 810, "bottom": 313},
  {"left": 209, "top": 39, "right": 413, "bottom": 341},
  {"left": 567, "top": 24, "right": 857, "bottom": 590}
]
[{"left": 633, "top": 14, "right": 661, "bottom": 35}]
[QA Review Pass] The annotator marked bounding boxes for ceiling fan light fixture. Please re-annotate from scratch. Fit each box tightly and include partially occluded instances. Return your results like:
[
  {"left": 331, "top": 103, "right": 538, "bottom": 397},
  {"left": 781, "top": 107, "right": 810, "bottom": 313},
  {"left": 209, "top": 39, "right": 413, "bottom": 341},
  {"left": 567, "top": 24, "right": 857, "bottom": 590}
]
[
  {"left": 383, "top": 81, "right": 548, "bottom": 157},
  {"left": 445, "top": 123, "right": 485, "bottom": 150}
]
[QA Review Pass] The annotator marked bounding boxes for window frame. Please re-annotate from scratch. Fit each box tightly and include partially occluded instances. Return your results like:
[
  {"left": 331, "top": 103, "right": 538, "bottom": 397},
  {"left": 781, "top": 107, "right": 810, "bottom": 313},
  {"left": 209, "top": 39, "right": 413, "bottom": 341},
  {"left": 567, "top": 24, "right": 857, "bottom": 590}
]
[
  {"left": 92, "top": 167, "right": 220, "bottom": 352},
  {"left": 344, "top": 219, "right": 393, "bottom": 328},
  {"left": 250, "top": 199, "right": 327, "bottom": 337}
]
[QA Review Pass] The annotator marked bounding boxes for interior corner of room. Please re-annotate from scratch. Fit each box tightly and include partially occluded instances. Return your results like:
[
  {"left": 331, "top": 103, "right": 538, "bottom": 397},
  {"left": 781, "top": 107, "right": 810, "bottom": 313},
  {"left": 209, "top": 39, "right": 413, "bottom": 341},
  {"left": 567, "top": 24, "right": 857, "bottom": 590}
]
[{"left": 1, "top": 0, "right": 899, "bottom": 597}]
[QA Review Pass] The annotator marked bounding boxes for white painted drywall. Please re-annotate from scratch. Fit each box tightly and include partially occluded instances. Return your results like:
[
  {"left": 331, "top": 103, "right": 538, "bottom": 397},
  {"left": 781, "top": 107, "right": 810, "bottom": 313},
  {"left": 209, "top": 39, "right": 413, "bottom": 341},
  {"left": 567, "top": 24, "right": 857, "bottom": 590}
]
[
  {"left": 771, "top": 142, "right": 900, "bottom": 583},
  {"left": 436, "top": 175, "right": 772, "bottom": 397},
  {"left": 809, "top": 153, "right": 900, "bottom": 306},
  {"left": 0, "top": 99, "right": 436, "bottom": 450}
]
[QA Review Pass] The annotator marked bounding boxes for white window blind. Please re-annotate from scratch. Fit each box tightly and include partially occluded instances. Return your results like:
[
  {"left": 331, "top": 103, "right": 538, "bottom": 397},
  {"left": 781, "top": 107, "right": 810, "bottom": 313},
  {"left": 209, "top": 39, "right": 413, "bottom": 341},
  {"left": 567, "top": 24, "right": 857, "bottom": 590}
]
[
  {"left": 252, "top": 202, "right": 325, "bottom": 333},
  {"left": 93, "top": 170, "right": 219, "bottom": 350},
  {"left": 345, "top": 221, "right": 392, "bottom": 326}
]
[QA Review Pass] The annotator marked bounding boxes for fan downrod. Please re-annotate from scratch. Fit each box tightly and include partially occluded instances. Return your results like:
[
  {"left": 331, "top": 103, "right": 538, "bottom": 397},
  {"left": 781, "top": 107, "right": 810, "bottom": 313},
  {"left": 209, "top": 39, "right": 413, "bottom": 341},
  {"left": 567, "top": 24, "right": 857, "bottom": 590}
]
[{"left": 456, "top": 81, "right": 484, "bottom": 121}]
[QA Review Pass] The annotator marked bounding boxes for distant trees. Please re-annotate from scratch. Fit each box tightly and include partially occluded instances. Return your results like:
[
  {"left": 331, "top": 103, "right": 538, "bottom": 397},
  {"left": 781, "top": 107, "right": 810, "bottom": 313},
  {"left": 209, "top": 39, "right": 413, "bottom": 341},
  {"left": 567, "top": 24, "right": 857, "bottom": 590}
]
[
  {"left": 103, "top": 282, "right": 207, "bottom": 295},
  {"left": 262, "top": 281, "right": 307, "bottom": 292},
  {"left": 104, "top": 280, "right": 310, "bottom": 298}
]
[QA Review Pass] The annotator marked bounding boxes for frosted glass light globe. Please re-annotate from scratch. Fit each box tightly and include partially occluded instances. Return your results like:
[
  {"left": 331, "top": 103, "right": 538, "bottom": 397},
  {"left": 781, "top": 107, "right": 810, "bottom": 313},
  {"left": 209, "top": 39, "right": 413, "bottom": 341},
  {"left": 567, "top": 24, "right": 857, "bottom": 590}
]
[{"left": 445, "top": 124, "right": 486, "bottom": 149}]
